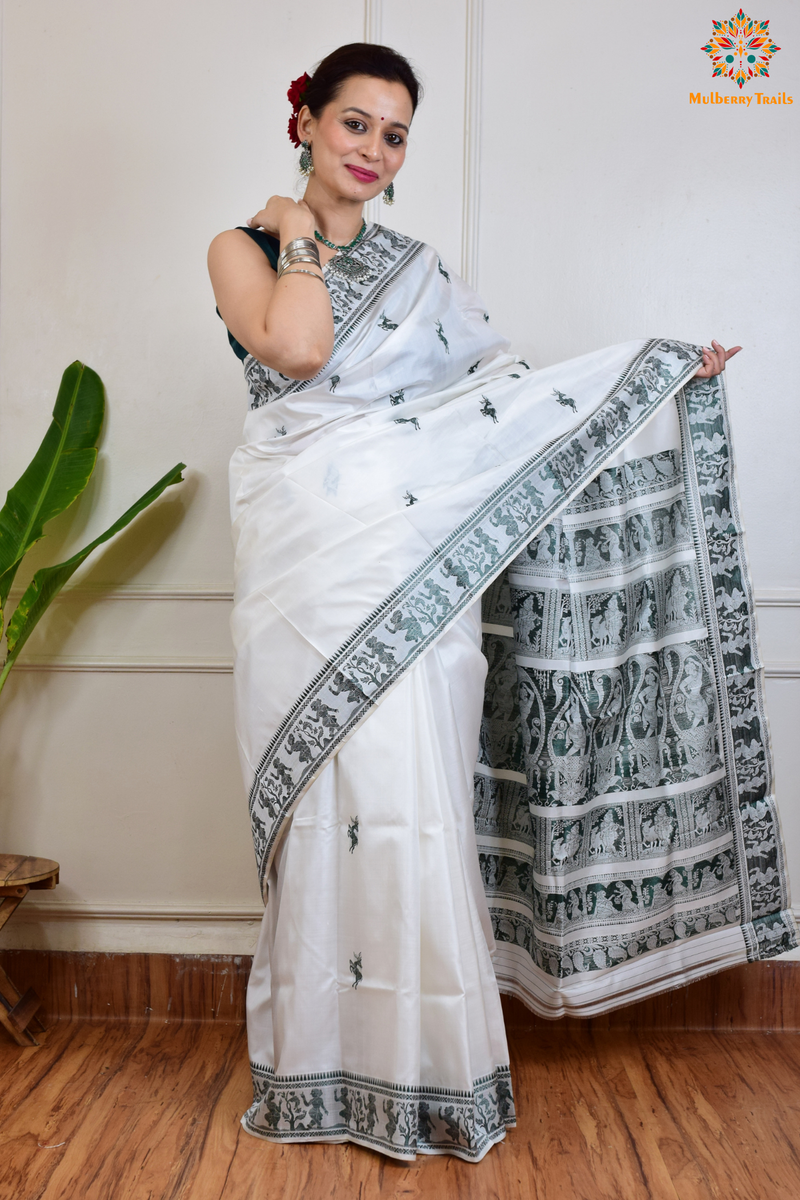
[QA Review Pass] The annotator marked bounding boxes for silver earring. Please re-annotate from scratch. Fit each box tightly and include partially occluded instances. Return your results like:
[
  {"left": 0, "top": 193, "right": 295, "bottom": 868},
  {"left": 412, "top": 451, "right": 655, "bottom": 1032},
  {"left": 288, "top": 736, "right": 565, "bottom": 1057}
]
[
  {"left": 299, "top": 140, "right": 313, "bottom": 176},
  {"left": 382, "top": 181, "right": 395, "bottom": 205}
]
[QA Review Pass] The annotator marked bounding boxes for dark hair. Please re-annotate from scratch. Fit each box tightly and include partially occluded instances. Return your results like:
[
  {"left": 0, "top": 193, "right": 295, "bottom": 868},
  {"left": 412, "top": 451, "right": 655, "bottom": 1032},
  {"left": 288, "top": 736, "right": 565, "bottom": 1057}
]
[{"left": 303, "top": 43, "right": 423, "bottom": 118}]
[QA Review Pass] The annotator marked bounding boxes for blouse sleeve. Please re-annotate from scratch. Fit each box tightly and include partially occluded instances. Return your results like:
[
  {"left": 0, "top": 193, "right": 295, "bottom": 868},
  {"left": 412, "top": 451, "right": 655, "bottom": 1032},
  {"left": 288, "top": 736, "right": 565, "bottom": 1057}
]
[{"left": 217, "top": 226, "right": 281, "bottom": 361}]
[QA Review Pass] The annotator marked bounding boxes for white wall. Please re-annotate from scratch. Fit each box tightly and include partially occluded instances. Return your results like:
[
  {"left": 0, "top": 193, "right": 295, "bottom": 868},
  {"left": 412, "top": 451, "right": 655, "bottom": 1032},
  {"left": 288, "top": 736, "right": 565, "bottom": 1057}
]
[{"left": 1, "top": 0, "right": 798, "bottom": 955}]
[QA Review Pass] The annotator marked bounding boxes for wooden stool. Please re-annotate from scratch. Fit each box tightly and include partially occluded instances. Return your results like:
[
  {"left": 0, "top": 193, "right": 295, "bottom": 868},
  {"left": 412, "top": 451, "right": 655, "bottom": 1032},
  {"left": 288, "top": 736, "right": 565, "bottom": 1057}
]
[{"left": 0, "top": 854, "right": 59, "bottom": 1046}]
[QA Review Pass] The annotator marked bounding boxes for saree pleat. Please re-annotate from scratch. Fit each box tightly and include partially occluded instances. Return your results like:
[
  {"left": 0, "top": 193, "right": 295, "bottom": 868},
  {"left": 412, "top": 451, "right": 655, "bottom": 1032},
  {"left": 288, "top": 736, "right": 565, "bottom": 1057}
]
[
  {"left": 243, "top": 602, "right": 514, "bottom": 1160},
  {"left": 229, "top": 222, "right": 795, "bottom": 1159}
]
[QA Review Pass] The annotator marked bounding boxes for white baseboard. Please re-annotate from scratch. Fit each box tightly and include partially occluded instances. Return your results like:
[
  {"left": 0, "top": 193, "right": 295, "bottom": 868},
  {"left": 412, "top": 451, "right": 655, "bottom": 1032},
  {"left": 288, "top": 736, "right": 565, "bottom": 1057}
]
[
  {"left": 5, "top": 902, "right": 800, "bottom": 960},
  {"left": 1, "top": 903, "right": 264, "bottom": 955}
]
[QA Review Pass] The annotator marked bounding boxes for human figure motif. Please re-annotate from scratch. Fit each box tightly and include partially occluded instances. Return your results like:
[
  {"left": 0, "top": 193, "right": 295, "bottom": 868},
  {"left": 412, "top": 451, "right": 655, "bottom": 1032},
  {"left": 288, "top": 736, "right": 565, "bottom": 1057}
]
[
  {"left": 666, "top": 570, "right": 691, "bottom": 625},
  {"left": 678, "top": 657, "right": 712, "bottom": 727},
  {"left": 336, "top": 1086, "right": 353, "bottom": 1126},
  {"left": 264, "top": 1089, "right": 284, "bottom": 1129},
  {"left": 439, "top": 1105, "right": 467, "bottom": 1145},
  {"left": 592, "top": 593, "right": 624, "bottom": 648},
  {"left": 592, "top": 887, "right": 619, "bottom": 919},
  {"left": 302, "top": 1088, "right": 328, "bottom": 1129},
  {"left": 383, "top": 1099, "right": 398, "bottom": 1142},
  {"left": 632, "top": 582, "right": 656, "bottom": 637},
  {"left": 417, "top": 1101, "right": 434, "bottom": 1143},
  {"left": 636, "top": 665, "right": 662, "bottom": 738},
  {"left": 551, "top": 822, "right": 581, "bottom": 868},
  {"left": 580, "top": 531, "right": 603, "bottom": 570},
  {"left": 597, "top": 524, "right": 625, "bottom": 564}
]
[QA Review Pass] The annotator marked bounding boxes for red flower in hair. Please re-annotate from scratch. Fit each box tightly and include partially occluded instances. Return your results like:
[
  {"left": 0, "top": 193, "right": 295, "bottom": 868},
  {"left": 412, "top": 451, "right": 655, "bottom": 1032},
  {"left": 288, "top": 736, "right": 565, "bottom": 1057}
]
[{"left": 287, "top": 73, "right": 311, "bottom": 145}]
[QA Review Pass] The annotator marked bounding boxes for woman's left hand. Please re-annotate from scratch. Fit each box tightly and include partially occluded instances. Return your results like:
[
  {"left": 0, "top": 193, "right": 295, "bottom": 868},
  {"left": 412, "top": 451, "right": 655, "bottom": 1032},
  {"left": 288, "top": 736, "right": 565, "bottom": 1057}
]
[{"left": 693, "top": 339, "right": 742, "bottom": 379}]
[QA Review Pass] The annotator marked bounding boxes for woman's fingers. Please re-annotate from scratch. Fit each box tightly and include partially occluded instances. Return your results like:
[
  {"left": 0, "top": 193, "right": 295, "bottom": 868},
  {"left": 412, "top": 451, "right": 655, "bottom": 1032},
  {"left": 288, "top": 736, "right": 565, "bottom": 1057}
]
[
  {"left": 248, "top": 196, "right": 299, "bottom": 233},
  {"left": 715, "top": 340, "right": 742, "bottom": 365},
  {"left": 694, "top": 341, "right": 743, "bottom": 377}
]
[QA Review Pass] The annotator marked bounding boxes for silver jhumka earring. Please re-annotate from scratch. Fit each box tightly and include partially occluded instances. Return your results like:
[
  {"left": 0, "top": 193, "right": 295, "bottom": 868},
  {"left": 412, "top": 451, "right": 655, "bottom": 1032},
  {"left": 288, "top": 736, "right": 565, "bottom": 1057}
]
[{"left": 299, "top": 141, "right": 313, "bottom": 176}]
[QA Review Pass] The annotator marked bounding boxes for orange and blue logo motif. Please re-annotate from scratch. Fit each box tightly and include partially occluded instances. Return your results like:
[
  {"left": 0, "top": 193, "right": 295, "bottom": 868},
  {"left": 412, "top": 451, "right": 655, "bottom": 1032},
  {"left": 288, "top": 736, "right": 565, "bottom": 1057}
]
[{"left": 701, "top": 9, "right": 780, "bottom": 88}]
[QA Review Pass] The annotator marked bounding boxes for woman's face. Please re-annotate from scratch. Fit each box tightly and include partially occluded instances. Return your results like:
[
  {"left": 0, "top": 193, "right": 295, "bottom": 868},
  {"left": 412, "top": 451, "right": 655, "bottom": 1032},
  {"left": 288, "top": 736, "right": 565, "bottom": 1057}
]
[{"left": 298, "top": 74, "right": 413, "bottom": 202}]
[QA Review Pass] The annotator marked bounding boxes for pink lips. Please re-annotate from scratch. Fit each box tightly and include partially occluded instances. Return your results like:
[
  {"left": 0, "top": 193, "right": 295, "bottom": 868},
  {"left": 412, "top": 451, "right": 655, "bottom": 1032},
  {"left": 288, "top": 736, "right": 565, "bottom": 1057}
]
[{"left": 345, "top": 164, "right": 379, "bottom": 183}]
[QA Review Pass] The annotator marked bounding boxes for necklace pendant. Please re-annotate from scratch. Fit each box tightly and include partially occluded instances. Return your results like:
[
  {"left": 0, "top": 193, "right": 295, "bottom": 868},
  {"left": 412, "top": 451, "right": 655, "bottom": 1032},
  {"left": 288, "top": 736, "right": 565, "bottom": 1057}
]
[{"left": 327, "top": 254, "right": 369, "bottom": 282}]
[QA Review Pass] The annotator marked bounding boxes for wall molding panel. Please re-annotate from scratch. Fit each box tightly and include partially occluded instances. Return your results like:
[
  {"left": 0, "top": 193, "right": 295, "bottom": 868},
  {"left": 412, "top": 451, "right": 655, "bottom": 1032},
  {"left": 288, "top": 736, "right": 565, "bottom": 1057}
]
[
  {"left": 15, "top": 903, "right": 263, "bottom": 921},
  {"left": 11, "top": 587, "right": 235, "bottom": 603},
  {"left": 13, "top": 657, "right": 234, "bottom": 674},
  {"left": 756, "top": 591, "right": 800, "bottom": 608},
  {"left": 28, "top": 586, "right": 800, "bottom": 607},
  {"left": 460, "top": 0, "right": 484, "bottom": 288},
  {"left": 11, "top": 657, "right": 800, "bottom": 678},
  {"left": 362, "top": 0, "right": 384, "bottom": 228},
  {"left": 6, "top": 904, "right": 800, "bottom": 965},
  {"left": 363, "top": 0, "right": 383, "bottom": 43}
]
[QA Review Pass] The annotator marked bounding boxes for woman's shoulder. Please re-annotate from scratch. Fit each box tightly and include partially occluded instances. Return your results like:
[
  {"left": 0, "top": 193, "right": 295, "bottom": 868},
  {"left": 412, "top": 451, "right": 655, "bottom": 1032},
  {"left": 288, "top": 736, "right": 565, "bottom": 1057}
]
[
  {"left": 233, "top": 225, "right": 280, "bottom": 269},
  {"left": 208, "top": 226, "right": 280, "bottom": 272}
]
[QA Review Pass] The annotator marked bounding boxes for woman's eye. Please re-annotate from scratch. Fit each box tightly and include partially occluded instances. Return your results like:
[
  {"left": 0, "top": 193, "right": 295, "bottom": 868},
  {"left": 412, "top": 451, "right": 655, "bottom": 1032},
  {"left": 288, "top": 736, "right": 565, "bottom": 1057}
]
[
  {"left": 345, "top": 120, "right": 366, "bottom": 132},
  {"left": 386, "top": 134, "right": 405, "bottom": 147}
]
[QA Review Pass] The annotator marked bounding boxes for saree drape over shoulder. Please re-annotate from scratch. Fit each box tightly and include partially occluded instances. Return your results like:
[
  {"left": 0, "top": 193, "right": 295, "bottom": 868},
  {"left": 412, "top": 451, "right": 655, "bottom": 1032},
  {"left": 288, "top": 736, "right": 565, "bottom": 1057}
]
[{"left": 228, "top": 223, "right": 795, "bottom": 1161}]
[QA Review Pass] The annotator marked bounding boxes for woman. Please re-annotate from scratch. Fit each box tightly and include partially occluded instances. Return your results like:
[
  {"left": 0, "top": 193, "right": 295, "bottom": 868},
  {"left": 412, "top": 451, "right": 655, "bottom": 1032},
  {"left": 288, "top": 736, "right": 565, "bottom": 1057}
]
[{"left": 208, "top": 44, "right": 794, "bottom": 1162}]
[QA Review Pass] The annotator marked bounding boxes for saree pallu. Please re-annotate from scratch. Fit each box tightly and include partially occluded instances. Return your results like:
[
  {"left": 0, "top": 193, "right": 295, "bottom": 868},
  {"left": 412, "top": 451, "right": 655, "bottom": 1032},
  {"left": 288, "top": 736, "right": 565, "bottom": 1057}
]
[{"left": 229, "top": 222, "right": 796, "bottom": 1160}]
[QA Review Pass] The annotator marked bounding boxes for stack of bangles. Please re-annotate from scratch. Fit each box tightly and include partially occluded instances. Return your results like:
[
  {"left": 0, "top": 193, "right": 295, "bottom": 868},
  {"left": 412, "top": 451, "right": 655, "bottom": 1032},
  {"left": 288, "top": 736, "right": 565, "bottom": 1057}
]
[{"left": 276, "top": 237, "right": 325, "bottom": 283}]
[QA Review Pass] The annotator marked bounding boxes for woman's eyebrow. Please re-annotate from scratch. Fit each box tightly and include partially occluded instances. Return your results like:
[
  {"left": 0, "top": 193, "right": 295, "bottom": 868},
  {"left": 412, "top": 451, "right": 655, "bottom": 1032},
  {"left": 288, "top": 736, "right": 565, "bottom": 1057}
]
[{"left": 342, "top": 106, "right": 410, "bottom": 133}]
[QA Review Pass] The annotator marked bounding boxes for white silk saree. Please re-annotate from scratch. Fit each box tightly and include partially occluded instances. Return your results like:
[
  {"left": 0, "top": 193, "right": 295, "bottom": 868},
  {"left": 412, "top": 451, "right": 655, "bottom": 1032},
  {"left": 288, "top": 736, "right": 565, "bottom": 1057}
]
[{"left": 228, "top": 222, "right": 795, "bottom": 1160}]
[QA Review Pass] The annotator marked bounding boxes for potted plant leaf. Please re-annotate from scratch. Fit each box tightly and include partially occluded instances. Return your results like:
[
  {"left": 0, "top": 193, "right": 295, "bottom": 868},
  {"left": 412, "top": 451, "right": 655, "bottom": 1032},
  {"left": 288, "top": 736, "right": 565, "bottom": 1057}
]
[{"left": 0, "top": 360, "right": 185, "bottom": 1045}]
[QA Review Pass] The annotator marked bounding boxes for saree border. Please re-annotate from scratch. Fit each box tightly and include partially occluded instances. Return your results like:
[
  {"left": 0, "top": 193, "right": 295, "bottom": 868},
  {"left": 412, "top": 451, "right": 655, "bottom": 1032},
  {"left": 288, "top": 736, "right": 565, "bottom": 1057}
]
[
  {"left": 243, "top": 1061, "right": 514, "bottom": 1161},
  {"left": 248, "top": 339, "right": 705, "bottom": 889},
  {"left": 679, "top": 374, "right": 796, "bottom": 958}
]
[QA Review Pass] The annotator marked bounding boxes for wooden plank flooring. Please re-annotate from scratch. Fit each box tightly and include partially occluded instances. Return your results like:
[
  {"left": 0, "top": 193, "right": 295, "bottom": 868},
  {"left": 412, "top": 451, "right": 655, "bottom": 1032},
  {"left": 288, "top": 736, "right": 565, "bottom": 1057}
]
[
  {"left": 2, "top": 1019, "right": 800, "bottom": 1199},
  {"left": 3, "top": 952, "right": 800, "bottom": 1031}
]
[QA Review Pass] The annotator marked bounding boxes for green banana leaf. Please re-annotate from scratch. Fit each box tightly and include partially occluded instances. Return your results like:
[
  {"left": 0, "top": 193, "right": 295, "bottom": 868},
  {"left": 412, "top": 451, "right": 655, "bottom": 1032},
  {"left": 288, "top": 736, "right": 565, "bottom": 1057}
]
[
  {"left": 0, "top": 461, "right": 186, "bottom": 695},
  {"left": 0, "top": 361, "right": 104, "bottom": 624}
]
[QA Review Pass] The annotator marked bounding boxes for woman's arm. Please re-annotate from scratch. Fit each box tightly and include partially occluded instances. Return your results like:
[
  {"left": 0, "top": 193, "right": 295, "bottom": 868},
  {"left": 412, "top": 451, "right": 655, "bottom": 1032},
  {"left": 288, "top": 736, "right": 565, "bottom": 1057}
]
[{"left": 208, "top": 197, "right": 334, "bottom": 380}]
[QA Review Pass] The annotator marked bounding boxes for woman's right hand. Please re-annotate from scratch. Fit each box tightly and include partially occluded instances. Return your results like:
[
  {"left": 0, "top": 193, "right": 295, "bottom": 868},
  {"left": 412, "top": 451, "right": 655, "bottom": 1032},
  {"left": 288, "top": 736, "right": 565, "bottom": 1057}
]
[{"left": 248, "top": 196, "right": 315, "bottom": 241}]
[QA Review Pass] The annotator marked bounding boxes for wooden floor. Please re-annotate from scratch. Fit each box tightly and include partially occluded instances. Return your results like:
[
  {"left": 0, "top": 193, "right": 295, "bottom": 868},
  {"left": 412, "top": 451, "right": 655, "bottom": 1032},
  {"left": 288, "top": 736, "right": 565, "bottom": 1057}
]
[{"left": 3, "top": 1017, "right": 800, "bottom": 1199}]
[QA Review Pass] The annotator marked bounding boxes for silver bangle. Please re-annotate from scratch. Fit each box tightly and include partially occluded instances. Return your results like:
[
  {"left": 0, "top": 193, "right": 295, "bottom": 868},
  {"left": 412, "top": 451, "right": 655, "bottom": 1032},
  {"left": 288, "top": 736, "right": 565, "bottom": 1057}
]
[
  {"left": 277, "top": 258, "right": 322, "bottom": 280},
  {"left": 279, "top": 269, "right": 326, "bottom": 283},
  {"left": 279, "top": 246, "right": 320, "bottom": 262},
  {"left": 278, "top": 254, "right": 320, "bottom": 268},
  {"left": 278, "top": 238, "right": 319, "bottom": 264},
  {"left": 278, "top": 253, "right": 321, "bottom": 276},
  {"left": 281, "top": 237, "right": 317, "bottom": 252}
]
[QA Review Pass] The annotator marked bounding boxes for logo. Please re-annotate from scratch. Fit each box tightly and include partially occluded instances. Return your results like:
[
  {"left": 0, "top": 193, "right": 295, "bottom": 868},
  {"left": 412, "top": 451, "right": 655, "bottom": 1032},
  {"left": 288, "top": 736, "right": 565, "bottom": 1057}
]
[{"left": 701, "top": 9, "right": 780, "bottom": 88}]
